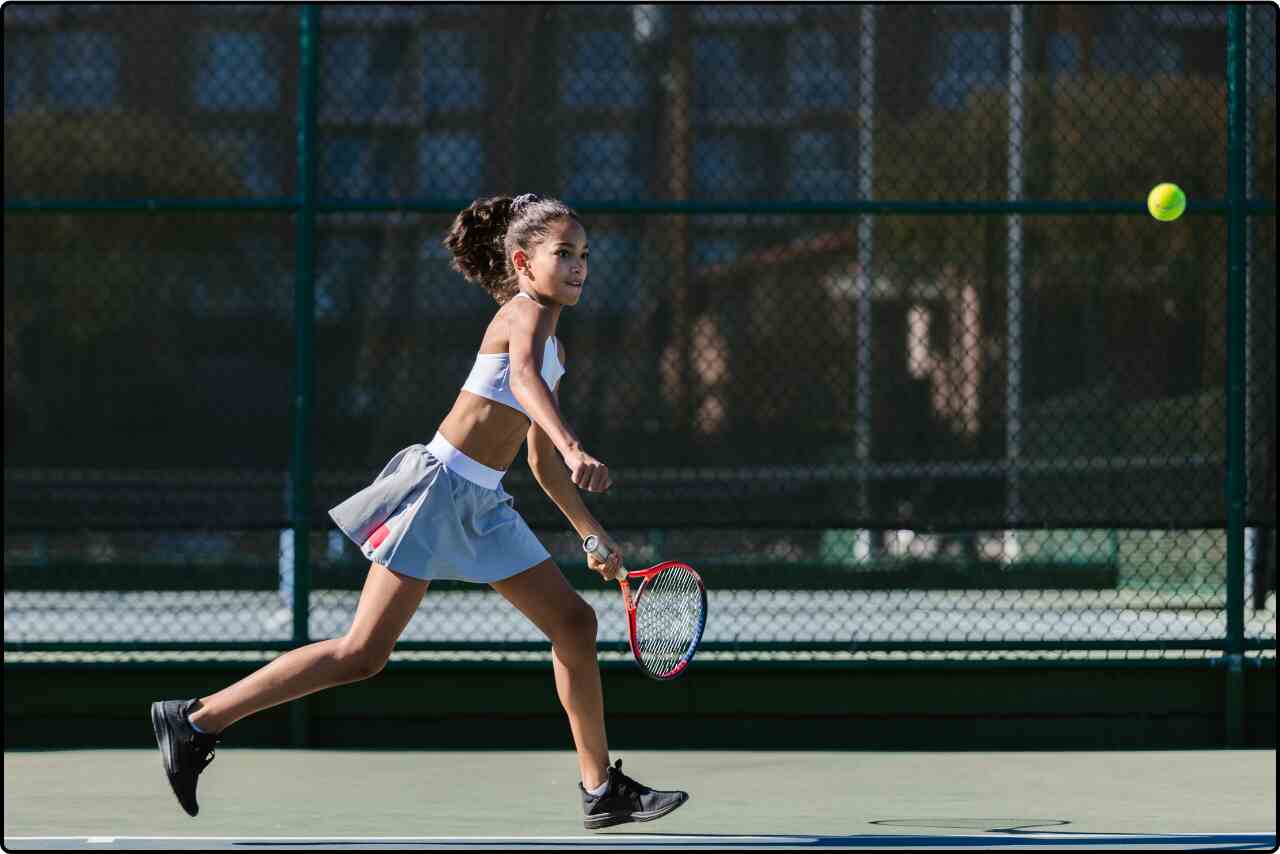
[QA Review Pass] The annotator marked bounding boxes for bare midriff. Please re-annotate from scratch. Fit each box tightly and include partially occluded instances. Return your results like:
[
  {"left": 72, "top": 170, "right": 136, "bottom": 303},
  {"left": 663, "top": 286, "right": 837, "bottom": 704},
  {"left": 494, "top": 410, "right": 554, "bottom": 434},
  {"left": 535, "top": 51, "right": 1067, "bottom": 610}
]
[{"left": 435, "top": 390, "right": 531, "bottom": 472}]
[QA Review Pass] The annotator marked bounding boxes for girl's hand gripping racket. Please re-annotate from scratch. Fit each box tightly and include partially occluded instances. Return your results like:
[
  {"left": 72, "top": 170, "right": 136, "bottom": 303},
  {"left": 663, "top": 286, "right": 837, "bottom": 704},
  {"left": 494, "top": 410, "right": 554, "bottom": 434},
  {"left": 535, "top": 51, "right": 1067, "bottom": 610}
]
[{"left": 583, "top": 534, "right": 707, "bottom": 680}]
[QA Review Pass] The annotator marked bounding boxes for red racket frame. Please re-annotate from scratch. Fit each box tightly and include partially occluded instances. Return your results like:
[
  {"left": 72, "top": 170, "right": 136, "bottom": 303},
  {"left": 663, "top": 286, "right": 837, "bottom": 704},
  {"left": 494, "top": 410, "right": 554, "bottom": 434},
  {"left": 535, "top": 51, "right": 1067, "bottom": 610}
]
[{"left": 584, "top": 536, "right": 708, "bottom": 680}]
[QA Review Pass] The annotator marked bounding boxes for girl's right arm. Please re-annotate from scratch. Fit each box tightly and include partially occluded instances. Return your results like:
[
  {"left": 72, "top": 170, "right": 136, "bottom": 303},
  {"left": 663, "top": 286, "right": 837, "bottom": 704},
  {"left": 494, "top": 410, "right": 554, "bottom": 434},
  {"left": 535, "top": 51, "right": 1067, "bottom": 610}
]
[
  {"left": 506, "top": 298, "right": 611, "bottom": 492},
  {"left": 527, "top": 394, "right": 625, "bottom": 580}
]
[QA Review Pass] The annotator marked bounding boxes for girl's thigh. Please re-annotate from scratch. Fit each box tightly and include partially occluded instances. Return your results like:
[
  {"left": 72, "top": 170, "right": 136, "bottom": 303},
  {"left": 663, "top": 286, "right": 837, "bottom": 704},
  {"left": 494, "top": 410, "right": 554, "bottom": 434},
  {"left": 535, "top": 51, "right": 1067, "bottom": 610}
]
[
  {"left": 490, "top": 558, "right": 594, "bottom": 641},
  {"left": 344, "top": 562, "right": 430, "bottom": 655}
]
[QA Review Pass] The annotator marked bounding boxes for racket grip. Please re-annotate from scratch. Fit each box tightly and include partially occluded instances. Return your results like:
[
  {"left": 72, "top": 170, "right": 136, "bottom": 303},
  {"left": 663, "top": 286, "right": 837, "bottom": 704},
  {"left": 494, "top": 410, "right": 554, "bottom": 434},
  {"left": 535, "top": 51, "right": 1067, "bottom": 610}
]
[
  {"left": 582, "top": 534, "right": 610, "bottom": 560},
  {"left": 582, "top": 535, "right": 626, "bottom": 579}
]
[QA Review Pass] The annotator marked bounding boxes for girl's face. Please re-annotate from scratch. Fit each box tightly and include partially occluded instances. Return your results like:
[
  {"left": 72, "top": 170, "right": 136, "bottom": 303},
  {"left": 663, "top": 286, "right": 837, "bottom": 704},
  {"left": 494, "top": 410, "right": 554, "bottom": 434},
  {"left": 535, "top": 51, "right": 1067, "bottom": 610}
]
[{"left": 514, "top": 217, "right": 588, "bottom": 307}]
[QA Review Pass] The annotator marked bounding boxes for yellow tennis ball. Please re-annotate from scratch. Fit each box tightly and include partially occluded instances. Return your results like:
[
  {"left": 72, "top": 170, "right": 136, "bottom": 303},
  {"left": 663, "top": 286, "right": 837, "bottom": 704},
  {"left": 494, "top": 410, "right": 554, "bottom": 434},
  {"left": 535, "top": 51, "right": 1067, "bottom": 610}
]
[{"left": 1148, "top": 183, "right": 1186, "bottom": 221}]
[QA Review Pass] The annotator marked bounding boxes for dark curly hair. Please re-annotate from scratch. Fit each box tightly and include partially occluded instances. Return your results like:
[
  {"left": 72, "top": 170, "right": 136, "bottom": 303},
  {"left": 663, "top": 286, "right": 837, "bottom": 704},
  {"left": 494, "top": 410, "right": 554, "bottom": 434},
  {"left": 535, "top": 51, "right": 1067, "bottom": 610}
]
[{"left": 442, "top": 193, "right": 580, "bottom": 304}]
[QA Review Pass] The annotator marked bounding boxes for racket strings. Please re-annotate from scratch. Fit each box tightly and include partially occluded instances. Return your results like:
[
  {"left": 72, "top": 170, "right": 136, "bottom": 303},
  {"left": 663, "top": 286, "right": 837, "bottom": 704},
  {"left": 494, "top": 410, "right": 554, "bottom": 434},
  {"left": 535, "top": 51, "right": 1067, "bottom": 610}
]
[{"left": 633, "top": 566, "right": 703, "bottom": 675}]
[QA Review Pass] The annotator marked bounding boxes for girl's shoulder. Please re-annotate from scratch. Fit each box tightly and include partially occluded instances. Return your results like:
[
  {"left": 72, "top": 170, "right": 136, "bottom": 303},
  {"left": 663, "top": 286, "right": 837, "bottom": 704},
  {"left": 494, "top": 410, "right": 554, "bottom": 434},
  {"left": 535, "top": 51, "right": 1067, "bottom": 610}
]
[
  {"left": 479, "top": 297, "right": 555, "bottom": 355},
  {"left": 502, "top": 294, "right": 556, "bottom": 338}
]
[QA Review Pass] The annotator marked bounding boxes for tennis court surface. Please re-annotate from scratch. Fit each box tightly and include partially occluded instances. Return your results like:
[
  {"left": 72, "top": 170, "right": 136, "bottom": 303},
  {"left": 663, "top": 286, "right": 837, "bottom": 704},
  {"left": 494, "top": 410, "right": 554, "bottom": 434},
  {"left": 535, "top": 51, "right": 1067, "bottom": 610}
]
[{"left": 5, "top": 749, "right": 1274, "bottom": 851}]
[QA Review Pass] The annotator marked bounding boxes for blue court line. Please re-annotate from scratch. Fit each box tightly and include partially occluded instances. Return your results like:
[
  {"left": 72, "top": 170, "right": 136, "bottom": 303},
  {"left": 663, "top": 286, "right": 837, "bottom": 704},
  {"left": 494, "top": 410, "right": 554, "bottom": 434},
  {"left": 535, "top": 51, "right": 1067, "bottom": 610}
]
[{"left": 587, "top": 834, "right": 1273, "bottom": 849}]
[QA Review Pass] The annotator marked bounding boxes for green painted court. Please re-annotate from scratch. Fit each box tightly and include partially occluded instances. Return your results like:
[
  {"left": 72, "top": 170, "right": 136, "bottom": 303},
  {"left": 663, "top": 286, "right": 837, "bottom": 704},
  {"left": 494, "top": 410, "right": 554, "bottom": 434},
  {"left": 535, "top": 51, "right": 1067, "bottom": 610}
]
[{"left": 4, "top": 749, "right": 1275, "bottom": 849}]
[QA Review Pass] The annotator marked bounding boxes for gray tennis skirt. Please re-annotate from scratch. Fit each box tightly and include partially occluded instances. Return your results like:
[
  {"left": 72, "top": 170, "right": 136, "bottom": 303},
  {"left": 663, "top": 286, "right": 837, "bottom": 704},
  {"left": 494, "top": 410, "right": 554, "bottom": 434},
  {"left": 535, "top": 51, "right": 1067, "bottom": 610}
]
[{"left": 328, "top": 433, "right": 550, "bottom": 584}]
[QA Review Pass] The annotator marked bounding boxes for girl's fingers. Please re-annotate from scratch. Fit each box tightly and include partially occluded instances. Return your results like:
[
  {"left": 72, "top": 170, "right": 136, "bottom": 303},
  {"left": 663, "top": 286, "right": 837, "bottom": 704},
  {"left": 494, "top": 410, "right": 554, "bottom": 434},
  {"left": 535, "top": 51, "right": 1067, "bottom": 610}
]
[{"left": 570, "top": 459, "right": 610, "bottom": 492}]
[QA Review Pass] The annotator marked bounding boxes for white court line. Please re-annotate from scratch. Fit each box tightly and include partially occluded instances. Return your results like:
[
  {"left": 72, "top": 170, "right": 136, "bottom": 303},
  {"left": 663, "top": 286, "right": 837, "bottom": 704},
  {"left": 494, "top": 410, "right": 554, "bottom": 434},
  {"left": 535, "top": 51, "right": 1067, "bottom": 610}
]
[{"left": 3, "top": 833, "right": 1276, "bottom": 850}]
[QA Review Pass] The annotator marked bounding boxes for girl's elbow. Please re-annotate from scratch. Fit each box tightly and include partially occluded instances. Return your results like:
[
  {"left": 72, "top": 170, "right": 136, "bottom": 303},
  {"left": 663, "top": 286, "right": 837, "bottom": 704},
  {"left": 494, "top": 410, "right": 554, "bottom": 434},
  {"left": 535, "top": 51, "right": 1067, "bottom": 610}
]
[
  {"left": 509, "top": 361, "right": 540, "bottom": 385},
  {"left": 528, "top": 456, "right": 558, "bottom": 485},
  {"left": 508, "top": 373, "right": 538, "bottom": 400}
]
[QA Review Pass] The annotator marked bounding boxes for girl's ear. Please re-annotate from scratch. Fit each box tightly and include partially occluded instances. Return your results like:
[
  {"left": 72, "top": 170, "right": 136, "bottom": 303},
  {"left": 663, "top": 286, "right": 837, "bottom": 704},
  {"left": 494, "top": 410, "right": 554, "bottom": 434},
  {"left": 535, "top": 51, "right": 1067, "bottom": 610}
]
[{"left": 512, "top": 248, "right": 529, "bottom": 277}]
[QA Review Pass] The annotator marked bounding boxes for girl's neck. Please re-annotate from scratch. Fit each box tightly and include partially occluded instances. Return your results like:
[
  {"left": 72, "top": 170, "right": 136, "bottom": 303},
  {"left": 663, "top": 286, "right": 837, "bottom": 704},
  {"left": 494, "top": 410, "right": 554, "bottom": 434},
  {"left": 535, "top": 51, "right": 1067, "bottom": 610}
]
[{"left": 513, "top": 289, "right": 563, "bottom": 329}]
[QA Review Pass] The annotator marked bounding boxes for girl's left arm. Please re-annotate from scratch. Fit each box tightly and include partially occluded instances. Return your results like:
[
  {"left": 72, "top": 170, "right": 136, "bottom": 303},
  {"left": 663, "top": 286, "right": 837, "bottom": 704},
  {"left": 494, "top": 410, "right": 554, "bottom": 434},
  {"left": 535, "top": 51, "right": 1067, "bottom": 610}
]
[
  {"left": 527, "top": 395, "right": 602, "bottom": 538},
  {"left": 526, "top": 360, "right": 624, "bottom": 578}
]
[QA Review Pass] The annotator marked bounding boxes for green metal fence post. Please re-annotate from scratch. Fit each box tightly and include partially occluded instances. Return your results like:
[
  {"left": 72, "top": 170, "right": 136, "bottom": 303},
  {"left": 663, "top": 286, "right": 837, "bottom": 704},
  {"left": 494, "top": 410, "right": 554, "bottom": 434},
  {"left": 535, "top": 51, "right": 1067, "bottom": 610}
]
[
  {"left": 1223, "top": 4, "right": 1248, "bottom": 749},
  {"left": 290, "top": 3, "right": 319, "bottom": 749}
]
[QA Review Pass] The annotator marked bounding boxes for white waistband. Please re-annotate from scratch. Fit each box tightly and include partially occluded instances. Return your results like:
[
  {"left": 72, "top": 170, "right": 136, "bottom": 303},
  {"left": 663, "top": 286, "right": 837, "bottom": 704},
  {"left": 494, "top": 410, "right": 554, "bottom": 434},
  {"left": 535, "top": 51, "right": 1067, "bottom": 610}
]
[{"left": 426, "top": 432, "right": 506, "bottom": 490}]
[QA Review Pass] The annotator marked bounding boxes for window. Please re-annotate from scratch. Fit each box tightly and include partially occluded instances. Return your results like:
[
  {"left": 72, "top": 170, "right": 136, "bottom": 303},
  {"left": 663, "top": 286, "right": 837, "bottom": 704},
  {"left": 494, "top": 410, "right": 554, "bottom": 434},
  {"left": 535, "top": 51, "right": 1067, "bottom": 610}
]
[
  {"left": 1092, "top": 8, "right": 1185, "bottom": 74},
  {"left": 206, "top": 129, "right": 282, "bottom": 196},
  {"left": 1253, "top": 4, "right": 1276, "bottom": 88},
  {"left": 1091, "top": 31, "right": 1182, "bottom": 74},
  {"left": 323, "top": 136, "right": 397, "bottom": 197},
  {"left": 563, "top": 132, "right": 645, "bottom": 200},
  {"left": 1047, "top": 33, "right": 1082, "bottom": 76},
  {"left": 694, "top": 5, "right": 798, "bottom": 26},
  {"left": 693, "top": 134, "right": 767, "bottom": 198},
  {"left": 1156, "top": 7, "right": 1226, "bottom": 28},
  {"left": 195, "top": 32, "right": 279, "bottom": 111},
  {"left": 4, "top": 6, "right": 56, "bottom": 24},
  {"left": 931, "top": 29, "right": 1003, "bottom": 109},
  {"left": 416, "top": 237, "right": 492, "bottom": 317},
  {"left": 560, "top": 31, "right": 646, "bottom": 108},
  {"left": 49, "top": 32, "right": 119, "bottom": 109},
  {"left": 4, "top": 36, "right": 36, "bottom": 114},
  {"left": 694, "top": 35, "right": 774, "bottom": 118},
  {"left": 787, "top": 31, "right": 851, "bottom": 109},
  {"left": 423, "top": 31, "right": 486, "bottom": 112},
  {"left": 322, "top": 5, "right": 422, "bottom": 25},
  {"left": 323, "top": 30, "right": 414, "bottom": 120},
  {"left": 694, "top": 35, "right": 737, "bottom": 111},
  {"left": 420, "top": 132, "right": 484, "bottom": 198},
  {"left": 202, "top": 4, "right": 277, "bottom": 18},
  {"left": 323, "top": 35, "right": 375, "bottom": 119},
  {"left": 316, "top": 234, "right": 372, "bottom": 321},
  {"left": 573, "top": 232, "right": 642, "bottom": 317},
  {"left": 788, "top": 131, "right": 852, "bottom": 200}
]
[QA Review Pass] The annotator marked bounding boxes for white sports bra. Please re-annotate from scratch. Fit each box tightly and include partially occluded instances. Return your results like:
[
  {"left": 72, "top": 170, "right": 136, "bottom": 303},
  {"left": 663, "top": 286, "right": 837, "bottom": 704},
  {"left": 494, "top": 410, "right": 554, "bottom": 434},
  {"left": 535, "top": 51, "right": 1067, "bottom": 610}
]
[{"left": 460, "top": 294, "right": 565, "bottom": 418}]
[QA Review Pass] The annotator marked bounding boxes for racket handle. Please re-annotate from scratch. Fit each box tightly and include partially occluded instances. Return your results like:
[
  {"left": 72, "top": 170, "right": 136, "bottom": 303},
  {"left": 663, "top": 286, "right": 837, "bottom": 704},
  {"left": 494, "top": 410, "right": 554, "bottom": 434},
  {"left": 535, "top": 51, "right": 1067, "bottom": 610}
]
[{"left": 582, "top": 535, "right": 626, "bottom": 580}]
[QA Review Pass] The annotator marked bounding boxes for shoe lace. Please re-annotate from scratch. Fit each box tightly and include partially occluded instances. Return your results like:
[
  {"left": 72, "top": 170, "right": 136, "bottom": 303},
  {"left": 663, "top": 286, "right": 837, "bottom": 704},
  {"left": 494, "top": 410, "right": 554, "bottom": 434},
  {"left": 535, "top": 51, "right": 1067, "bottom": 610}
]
[
  {"left": 609, "top": 759, "right": 645, "bottom": 799},
  {"left": 191, "top": 733, "right": 220, "bottom": 772}
]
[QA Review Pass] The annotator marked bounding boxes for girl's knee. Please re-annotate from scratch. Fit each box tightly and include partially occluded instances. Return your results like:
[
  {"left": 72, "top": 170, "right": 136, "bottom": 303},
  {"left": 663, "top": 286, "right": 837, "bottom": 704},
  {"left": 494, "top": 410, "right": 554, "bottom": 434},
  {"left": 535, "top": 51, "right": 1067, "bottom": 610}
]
[
  {"left": 557, "top": 602, "right": 598, "bottom": 647},
  {"left": 574, "top": 600, "right": 600, "bottom": 637},
  {"left": 334, "top": 637, "right": 390, "bottom": 681}
]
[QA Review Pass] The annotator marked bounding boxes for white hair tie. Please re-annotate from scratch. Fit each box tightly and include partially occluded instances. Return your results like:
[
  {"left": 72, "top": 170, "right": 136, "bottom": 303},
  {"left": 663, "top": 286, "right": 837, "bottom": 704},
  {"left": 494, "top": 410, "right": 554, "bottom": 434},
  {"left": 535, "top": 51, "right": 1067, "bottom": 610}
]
[{"left": 512, "top": 193, "right": 542, "bottom": 211}]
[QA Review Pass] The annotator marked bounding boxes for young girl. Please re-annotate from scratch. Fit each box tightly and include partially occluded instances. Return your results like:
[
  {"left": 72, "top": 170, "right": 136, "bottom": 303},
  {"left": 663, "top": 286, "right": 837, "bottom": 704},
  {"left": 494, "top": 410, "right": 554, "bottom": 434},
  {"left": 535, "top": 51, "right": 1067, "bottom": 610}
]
[{"left": 150, "top": 193, "right": 689, "bottom": 831}]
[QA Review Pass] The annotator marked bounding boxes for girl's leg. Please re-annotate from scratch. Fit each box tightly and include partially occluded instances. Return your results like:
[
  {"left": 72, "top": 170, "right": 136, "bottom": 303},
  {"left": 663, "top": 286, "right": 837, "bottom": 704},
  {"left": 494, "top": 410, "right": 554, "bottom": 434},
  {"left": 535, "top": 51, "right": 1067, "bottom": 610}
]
[
  {"left": 189, "top": 562, "right": 429, "bottom": 733},
  {"left": 491, "top": 559, "right": 609, "bottom": 790}
]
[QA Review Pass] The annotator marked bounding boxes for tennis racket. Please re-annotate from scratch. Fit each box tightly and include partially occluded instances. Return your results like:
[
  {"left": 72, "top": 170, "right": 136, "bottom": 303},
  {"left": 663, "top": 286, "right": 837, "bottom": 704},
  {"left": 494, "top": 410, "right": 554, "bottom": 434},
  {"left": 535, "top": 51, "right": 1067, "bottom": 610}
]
[{"left": 583, "top": 534, "right": 707, "bottom": 680}]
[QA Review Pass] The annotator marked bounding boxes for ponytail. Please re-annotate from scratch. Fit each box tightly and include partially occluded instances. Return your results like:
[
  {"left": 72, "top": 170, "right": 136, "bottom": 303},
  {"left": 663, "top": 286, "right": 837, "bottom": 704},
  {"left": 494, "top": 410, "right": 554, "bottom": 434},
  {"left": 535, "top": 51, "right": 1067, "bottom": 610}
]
[
  {"left": 442, "top": 195, "right": 517, "bottom": 303},
  {"left": 442, "top": 193, "right": 580, "bottom": 304}
]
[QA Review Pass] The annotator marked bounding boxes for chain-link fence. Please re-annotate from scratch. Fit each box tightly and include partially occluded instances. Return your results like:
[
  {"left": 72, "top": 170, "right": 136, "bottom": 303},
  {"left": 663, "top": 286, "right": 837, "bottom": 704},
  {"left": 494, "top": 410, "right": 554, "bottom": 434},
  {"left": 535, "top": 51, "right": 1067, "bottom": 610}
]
[{"left": 4, "top": 4, "right": 1275, "bottom": 662}]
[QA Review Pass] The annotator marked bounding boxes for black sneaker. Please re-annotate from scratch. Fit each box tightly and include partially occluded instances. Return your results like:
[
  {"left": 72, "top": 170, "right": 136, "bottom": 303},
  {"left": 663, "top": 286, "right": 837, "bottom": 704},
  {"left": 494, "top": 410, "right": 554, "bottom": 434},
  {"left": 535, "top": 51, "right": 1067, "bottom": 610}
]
[
  {"left": 579, "top": 758, "right": 689, "bottom": 830},
  {"left": 150, "top": 698, "right": 220, "bottom": 817}
]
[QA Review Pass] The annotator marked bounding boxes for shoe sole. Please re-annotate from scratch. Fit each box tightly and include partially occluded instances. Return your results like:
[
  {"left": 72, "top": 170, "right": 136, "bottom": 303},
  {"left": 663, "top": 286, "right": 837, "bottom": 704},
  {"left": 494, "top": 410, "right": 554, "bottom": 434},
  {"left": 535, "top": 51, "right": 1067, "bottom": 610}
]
[
  {"left": 150, "top": 701, "right": 198, "bottom": 817},
  {"left": 584, "top": 794, "right": 689, "bottom": 830}
]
